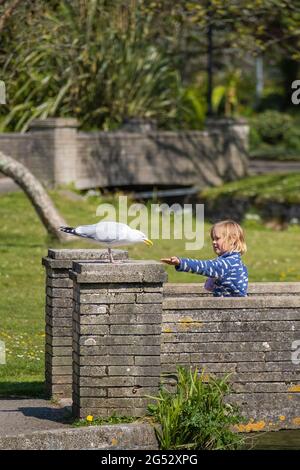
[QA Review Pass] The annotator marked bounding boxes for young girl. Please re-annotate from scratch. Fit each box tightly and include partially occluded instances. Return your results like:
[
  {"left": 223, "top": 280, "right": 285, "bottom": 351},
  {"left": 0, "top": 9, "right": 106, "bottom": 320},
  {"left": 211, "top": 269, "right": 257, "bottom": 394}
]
[{"left": 161, "top": 219, "right": 248, "bottom": 297}]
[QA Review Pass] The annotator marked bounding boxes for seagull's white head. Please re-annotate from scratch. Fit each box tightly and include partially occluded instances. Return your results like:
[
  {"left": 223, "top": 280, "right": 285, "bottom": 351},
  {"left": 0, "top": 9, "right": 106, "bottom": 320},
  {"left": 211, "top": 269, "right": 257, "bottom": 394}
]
[{"left": 131, "top": 229, "right": 153, "bottom": 246}]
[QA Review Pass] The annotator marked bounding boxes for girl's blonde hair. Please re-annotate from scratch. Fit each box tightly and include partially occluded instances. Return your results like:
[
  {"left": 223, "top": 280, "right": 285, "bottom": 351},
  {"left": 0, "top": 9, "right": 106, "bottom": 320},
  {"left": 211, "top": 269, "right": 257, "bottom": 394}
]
[{"left": 210, "top": 220, "right": 247, "bottom": 255}]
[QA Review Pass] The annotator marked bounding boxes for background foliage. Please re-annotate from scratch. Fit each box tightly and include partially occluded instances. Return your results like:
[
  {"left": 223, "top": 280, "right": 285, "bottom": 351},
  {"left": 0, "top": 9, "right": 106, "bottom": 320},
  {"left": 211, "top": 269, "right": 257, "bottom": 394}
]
[{"left": 0, "top": 0, "right": 299, "bottom": 132}]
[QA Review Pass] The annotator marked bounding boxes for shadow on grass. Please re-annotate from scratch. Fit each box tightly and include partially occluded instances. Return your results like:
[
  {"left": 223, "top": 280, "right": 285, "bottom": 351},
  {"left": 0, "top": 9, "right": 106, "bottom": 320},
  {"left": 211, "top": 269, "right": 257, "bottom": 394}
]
[{"left": 0, "top": 381, "right": 46, "bottom": 398}]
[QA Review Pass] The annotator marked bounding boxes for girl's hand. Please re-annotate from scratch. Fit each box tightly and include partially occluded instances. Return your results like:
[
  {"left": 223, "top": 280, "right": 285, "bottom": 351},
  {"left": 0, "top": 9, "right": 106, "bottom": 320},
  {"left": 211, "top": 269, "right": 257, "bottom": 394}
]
[{"left": 160, "top": 257, "right": 180, "bottom": 266}]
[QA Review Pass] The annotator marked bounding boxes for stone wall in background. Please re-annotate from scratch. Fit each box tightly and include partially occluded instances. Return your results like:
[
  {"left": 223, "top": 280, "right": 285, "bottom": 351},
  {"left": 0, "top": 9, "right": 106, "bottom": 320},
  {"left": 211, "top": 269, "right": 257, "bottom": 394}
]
[{"left": 1, "top": 117, "right": 249, "bottom": 190}]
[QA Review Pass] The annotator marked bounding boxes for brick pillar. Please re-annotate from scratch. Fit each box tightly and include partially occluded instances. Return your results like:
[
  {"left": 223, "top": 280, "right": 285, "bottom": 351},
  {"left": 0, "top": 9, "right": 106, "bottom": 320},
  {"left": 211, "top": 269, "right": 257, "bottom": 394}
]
[
  {"left": 205, "top": 117, "right": 249, "bottom": 178},
  {"left": 29, "top": 118, "right": 79, "bottom": 186},
  {"left": 71, "top": 261, "right": 167, "bottom": 419},
  {"left": 42, "top": 249, "right": 128, "bottom": 399}
]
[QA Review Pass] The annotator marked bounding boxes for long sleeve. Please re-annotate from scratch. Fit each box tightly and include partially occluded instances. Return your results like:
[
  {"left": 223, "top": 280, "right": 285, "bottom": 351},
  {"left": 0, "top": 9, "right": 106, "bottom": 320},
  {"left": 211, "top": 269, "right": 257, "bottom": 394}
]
[{"left": 175, "top": 257, "right": 230, "bottom": 279}]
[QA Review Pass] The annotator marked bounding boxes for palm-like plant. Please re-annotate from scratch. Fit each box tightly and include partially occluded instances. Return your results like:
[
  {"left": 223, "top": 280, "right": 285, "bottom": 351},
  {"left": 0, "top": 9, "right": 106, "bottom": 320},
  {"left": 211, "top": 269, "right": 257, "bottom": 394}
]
[
  {"left": 212, "top": 69, "right": 242, "bottom": 117},
  {"left": 0, "top": 0, "right": 181, "bottom": 132}
]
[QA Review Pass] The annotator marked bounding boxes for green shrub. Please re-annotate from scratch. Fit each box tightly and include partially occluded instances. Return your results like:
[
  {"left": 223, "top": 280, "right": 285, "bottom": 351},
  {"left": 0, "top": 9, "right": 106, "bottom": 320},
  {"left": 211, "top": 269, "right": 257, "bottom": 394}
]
[
  {"left": 249, "top": 125, "right": 263, "bottom": 149},
  {"left": 249, "top": 112, "right": 300, "bottom": 160},
  {"left": 147, "top": 366, "right": 244, "bottom": 450},
  {"left": 283, "top": 124, "right": 300, "bottom": 152},
  {"left": 251, "top": 111, "right": 292, "bottom": 145}
]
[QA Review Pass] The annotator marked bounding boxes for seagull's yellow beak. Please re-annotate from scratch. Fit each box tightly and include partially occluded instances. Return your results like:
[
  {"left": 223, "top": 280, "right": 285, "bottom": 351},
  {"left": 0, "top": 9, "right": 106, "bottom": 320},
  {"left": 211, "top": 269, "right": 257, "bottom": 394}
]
[{"left": 143, "top": 238, "right": 153, "bottom": 246}]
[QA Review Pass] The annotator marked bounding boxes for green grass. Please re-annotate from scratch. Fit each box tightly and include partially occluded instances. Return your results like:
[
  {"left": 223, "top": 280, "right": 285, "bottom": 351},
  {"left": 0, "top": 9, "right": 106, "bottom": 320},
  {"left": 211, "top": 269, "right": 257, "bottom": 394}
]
[
  {"left": 200, "top": 172, "right": 300, "bottom": 204},
  {"left": 1, "top": 189, "right": 300, "bottom": 395},
  {"left": 249, "top": 146, "right": 300, "bottom": 161},
  {"left": 72, "top": 414, "right": 138, "bottom": 427}
]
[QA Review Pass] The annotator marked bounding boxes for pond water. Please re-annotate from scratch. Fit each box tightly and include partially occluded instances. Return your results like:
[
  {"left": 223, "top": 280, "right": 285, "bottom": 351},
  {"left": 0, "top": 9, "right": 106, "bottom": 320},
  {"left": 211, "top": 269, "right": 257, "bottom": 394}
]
[{"left": 245, "top": 430, "right": 300, "bottom": 450}]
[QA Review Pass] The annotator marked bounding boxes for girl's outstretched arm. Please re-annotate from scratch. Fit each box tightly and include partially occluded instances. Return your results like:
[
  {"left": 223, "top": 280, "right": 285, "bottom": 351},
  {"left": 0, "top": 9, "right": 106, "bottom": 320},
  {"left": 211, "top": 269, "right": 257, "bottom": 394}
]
[{"left": 175, "top": 257, "right": 230, "bottom": 279}]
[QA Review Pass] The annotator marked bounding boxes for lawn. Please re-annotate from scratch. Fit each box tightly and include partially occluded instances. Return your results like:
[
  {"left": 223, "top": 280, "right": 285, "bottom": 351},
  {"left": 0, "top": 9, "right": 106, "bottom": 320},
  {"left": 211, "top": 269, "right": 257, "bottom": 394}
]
[
  {"left": 1, "top": 189, "right": 300, "bottom": 395},
  {"left": 200, "top": 172, "right": 300, "bottom": 204}
]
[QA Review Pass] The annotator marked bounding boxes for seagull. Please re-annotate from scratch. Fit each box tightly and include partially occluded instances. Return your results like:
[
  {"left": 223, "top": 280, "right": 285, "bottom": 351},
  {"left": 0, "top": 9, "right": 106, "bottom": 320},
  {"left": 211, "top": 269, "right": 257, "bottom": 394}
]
[{"left": 59, "top": 221, "right": 153, "bottom": 262}]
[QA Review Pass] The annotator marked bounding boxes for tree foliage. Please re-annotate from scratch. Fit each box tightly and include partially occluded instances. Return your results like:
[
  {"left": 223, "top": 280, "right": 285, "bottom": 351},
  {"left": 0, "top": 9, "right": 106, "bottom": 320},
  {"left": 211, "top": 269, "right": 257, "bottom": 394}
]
[
  {"left": 0, "top": 0, "right": 299, "bottom": 131},
  {"left": 0, "top": 0, "right": 182, "bottom": 131}
]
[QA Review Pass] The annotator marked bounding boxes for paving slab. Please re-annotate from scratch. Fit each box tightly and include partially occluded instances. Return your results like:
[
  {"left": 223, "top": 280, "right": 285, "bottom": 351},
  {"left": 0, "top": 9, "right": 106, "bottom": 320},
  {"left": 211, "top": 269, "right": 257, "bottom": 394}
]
[
  {"left": 0, "top": 398, "right": 71, "bottom": 437},
  {"left": 0, "top": 398, "right": 157, "bottom": 449}
]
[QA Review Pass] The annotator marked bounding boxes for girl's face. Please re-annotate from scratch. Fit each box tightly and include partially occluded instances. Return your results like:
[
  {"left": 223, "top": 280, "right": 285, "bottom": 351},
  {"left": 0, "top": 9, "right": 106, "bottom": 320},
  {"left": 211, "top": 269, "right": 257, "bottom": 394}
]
[{"left": 211, "top": 228, "right": 228, "bottom": 255}]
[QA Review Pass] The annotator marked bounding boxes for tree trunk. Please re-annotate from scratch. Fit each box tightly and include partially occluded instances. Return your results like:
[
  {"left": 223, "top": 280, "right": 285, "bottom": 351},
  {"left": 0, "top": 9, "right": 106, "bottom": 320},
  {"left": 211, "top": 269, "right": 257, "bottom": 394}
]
[{"left": 0, "top": 151, "right": 72, "bottom": 241}]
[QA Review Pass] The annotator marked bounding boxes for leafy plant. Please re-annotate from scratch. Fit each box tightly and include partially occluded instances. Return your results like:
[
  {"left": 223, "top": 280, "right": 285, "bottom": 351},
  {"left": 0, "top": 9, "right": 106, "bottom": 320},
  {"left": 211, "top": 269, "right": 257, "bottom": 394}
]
[
  {"left": 212, "top": 70, "right": 241, "bottom": 117},
  {"left": 0, "top": 0, "right": 181, "bottom": 132},
  {"left": 250, "top": 111, "right": 293, "bottom": 145},
  {"left": 249, "top": 112, "right": 300, "bottom": 159},
  {"left": 147, "top": 366, "right": 244, "bottom": 450},
  {"left": 180, "top": 85, "right": 206, "bottom": 129},
  {"left": 283, "top": 123, "right": 300, "bottom": 153}
]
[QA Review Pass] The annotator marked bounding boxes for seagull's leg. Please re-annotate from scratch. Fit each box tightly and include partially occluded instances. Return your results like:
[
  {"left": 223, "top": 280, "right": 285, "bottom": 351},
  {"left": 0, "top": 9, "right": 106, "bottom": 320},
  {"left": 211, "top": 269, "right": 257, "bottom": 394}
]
[{"left": 108, "top": 247, "right": 114, "bottom": 263}]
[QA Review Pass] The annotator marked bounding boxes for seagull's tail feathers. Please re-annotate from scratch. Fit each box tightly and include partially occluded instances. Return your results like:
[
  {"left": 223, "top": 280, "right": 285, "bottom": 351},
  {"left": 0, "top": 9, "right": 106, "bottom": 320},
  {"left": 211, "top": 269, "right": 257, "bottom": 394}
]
[{"left": 59, "top": 226, "right": 77, "bottom": 236}]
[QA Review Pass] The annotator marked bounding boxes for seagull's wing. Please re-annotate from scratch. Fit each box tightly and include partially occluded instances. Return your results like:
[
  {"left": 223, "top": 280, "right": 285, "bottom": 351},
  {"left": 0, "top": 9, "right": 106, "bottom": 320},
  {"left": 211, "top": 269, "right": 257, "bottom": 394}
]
[
  {"left": 94, "top": 221, "right": 129, "bottom": 243},
  {"left": 76, "top": 221, "right": 138, "bottom": 244},
  {"left": 75, "top": 224, "right": 99, "bottom": 240}
]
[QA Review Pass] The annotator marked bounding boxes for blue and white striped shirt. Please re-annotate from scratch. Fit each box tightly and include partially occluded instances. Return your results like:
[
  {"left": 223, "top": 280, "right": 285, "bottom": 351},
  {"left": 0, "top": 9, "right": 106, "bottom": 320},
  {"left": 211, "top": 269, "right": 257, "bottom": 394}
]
[{"left": 175, "top": 252, "right": 248, "bottom": 297}]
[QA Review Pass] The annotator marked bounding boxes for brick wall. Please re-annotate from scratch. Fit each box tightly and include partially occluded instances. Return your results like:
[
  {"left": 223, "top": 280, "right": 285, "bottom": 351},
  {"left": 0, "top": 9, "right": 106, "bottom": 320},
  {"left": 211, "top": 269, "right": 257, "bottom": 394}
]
[
  {"left": 70, "top": 260, "right": 166, "bottom": 419},
  {"left": 76, "top": 124, "right": 248, "bottom": 189},
  {"left": 43, "top": 251, "right": 300, "bottom": 430},
  {"left": 162, "top": 294, "right": 300, "bottom": 431},
  {"left": 1, "top": 117, "right": 248, "bottom": 190},
  {"left": 42, "top": 249, "right": 128, "bottom": 398}
]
